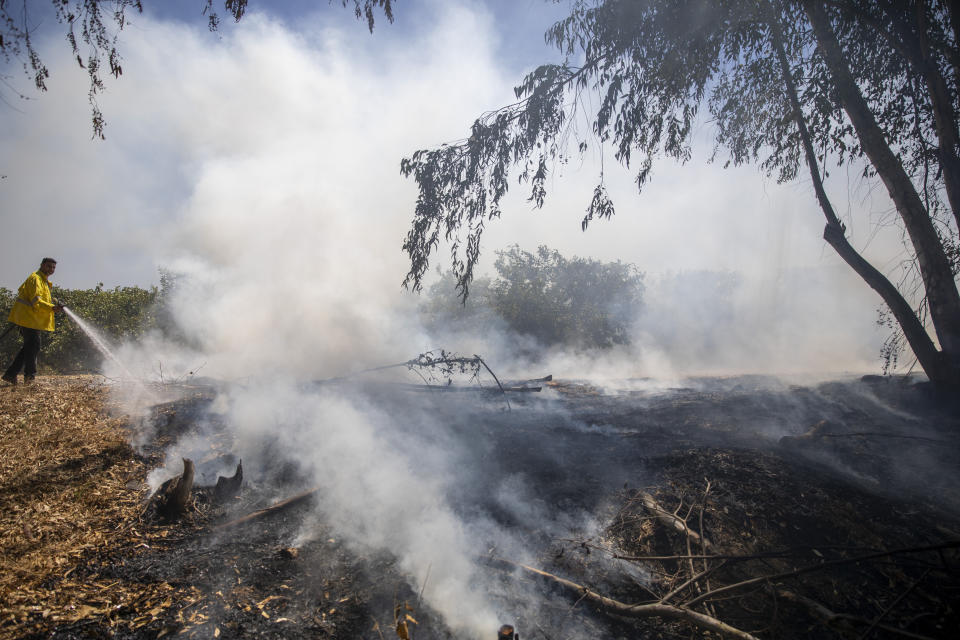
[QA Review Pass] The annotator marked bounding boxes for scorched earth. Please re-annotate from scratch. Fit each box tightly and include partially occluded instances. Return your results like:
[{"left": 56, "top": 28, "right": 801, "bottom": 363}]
[{"left": 1, "top": 372, "right": 958, "bottom": 640}]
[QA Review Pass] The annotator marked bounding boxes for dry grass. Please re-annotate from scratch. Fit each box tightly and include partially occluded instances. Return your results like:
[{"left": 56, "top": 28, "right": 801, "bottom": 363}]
[{"left": 0, "top": 375, "right": 201, "bottom": 638}]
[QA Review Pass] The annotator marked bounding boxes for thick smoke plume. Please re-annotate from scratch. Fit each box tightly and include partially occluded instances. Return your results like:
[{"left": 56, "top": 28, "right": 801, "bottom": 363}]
[{"left": 3, "top": 4, "right": 905, "bottom": 636}]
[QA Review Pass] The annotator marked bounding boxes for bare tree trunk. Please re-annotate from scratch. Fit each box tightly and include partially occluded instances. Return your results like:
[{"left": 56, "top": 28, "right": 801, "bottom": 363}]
[
  {"left": 818, "top": 2, "right": 960, "bottom": 228},
  {"left": 768, "top": 6, "right": 953, "bottom": 384},
  {"left": 943, "top": 0, "right": 960, "bottom": 106},
  {"left": 899, "top": 2, "right": 960, "bottom": 229},
  {"left": 822, "top": 223, "right": 952, "bottom": 379},
  {"left": 803, "top": 0, "right": 960, "bottom": 385}
]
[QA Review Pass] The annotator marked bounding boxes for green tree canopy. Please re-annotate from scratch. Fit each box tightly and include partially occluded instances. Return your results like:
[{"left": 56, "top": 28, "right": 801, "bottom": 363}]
[
  {"left": 401, "top": 0, "right": 960, "bottom": 388},
  {"left": 420, "top": 245, "right": 644, "bottom": 351},
  {"left": 0, "top": 283, "right": 158, "bottom": 372},
  {"left": 490, "top": 244, "right": 644, "bottom": 349}
]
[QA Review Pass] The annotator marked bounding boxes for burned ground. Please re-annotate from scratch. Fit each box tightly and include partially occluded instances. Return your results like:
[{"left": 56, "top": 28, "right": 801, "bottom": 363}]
[{"left": 1, "top": 374, "right": 958, "bottom": 639}]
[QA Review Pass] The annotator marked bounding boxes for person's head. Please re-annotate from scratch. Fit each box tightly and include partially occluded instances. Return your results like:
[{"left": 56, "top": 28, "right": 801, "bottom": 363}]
[{"left": 39, "top": 258, "right": 57, "bottom": 277}]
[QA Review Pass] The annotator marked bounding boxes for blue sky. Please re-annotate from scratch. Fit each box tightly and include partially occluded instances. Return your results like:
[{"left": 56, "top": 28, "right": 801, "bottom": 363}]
[{"left": 143, "top": 0, "right": 570, "bottom": 76}]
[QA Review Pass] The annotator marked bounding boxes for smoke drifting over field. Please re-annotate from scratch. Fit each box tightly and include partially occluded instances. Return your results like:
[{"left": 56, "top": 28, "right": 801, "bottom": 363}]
[
  {"left": 1, "top": 4, "right": 917, "bottom": 637},
  {"left": 2, "top": 2, "right": 895, "bottom": 376}
]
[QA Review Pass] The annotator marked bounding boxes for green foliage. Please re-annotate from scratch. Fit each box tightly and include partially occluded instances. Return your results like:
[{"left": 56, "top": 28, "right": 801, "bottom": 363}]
[
  {"left": 491, "top": 245, "right": 644, "bottom": 349},
  {"left": 0, "top": 283, "right": 158, "bottom": 373},
  {"left": 402, "top": 0, "right": 959, "bottom": 295},
  {"left": 400, "top": 0, "right": 772, "bottom": 296},
  {"left": 421, "top": 245, "right": 645, "bottom": 350},
  {"left": 401, "top": 0, "right": 960, "bottom": 385},
  {"left": 0, "top": 288, "right": 17, "bottom": 361},
  {"left": 420, "top": 271, "right": 498, "bottom": 337}
]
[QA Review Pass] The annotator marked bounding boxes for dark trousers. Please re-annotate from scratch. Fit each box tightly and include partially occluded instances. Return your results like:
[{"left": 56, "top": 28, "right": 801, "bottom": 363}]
[{"left": 4, "top": 327, "right": 43, "bottom": 379}]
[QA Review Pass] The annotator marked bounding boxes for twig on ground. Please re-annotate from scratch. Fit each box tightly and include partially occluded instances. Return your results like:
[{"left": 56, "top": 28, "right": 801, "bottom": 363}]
[
  {"left": 682, "top": 542, "right": 960, "bottom": 609},
  {"left": 640, "top": 491, "right": 714, "bottom": 551},
  {"left": 858, "top": 568, "right": 932, "bottom": 639},
  {"left": 775, "top": 588, "right": 935, "bottom": 640},
  {"left": 212, "top": 487, "right": 320, "bottom": 531},
  {"left": 659, "top": 562, "right": 728, "bottom": 605},
  {"left": 492, "top": 557, "right": 762, "bottom": 640}
]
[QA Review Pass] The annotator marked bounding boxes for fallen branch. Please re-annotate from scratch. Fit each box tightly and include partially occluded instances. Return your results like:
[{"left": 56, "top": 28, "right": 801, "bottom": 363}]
[
  {"left": 639, "top": 492, "right": 714, "bottom": 551},
  {"left": 774, "top": 588, "right": 935, "bottom": 640},
  {"left": 494, "top": 558, "right": 760, "bottom": 640},
  {"left": 859, "top": 568, "right": 932, "bottom": 639},
  {"left": 368, "top": 382, "right": 541, "bottom": 393},
  {"left": 503, "top": 374, "right": 553, "bottom": 385},
  {"left": 566, "top": 539, "right": 898, "bottom": 562},
  {"left": 809, "top": 432, "right": 945, "bottom": 442},
  {"left": 683, "top": 541, "right": 960, "bottom": 609},
  {"left": 660, "top": 562, "right": 728, "bottom": 605},
  {"left": 313, "top": 351, "right": 519, "bottom": 409},
  {"left": 782, "top": 432, "right": 946, "bottom": 444},
  {"left": 212, "top": 486, "right": 320, "bottom": 531},
  {"left": 472, "top": 353, "right": 510, "bottom": 410}
]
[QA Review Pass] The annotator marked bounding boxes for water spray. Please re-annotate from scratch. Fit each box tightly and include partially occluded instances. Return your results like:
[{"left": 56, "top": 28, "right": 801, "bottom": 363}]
[{"left": 61, "top": 306, "right": 137, "bottom": 381}]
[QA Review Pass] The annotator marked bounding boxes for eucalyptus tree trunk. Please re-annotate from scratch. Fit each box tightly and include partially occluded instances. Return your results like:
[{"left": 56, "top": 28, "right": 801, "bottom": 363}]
[
  {"left": 886, "top": 3, "right": 960, "bottom": 231},
  {"left": 768, "top": 11, "right": 951, "bottom": 385},
  {"left": 949, "top": 1, "right": 960, "bottom": 92},
  {"left": 802, "top": 0, "right": 960, "bottom": 387}
]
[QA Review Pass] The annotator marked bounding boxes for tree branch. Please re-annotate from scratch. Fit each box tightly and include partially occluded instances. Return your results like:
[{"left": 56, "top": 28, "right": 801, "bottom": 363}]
[
  {"left": 682, "top": 541, "right": 960, "bottom": 609},
  {"left": 493, "top": 557, "right": 762, "bottom": 640}
]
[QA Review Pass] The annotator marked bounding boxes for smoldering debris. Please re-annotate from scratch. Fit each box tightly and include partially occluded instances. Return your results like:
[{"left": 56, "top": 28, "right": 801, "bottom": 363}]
[{"left": 12, "top": 368, "right": 958, "bottom": 639}]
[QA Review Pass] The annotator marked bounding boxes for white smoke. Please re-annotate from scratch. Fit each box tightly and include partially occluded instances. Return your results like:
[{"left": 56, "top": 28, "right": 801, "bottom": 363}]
[
  {"left": 228, "top": 383, "right": 500, "bottom": 635},
  {"left": 0, "top": 2, "right": 912, "bottom": 636},
  {"left": 81, "top": 7, "right": 537, "bottom": 636}
]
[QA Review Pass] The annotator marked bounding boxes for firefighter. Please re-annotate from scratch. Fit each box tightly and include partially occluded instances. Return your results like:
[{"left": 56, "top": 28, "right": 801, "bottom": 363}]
[{"left": 2, "top": 258, "right": 64, "bottom": 385}]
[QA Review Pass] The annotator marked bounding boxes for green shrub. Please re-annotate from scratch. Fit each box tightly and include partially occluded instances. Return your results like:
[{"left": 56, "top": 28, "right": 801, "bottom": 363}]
[
  {"left": 419, "top": 271, "right": 497, "bottom": 336},
  {"left": 491, "top": 245, "right": 644, "bottom": 349},
  {"left": 0, "top": 282, "right": 158, "bottom": 373},
  {"left": 420, "top": 245, "right": 645, "bottom": 351}
]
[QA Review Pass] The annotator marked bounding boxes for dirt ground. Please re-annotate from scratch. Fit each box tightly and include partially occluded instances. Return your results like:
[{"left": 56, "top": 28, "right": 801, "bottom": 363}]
[{"left": 1, "top": 374, "right": 959, "bottom": 640}]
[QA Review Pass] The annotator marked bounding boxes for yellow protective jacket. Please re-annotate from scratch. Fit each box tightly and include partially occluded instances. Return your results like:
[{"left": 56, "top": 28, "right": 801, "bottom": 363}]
[{"left": 8, "top": 271, "right": 56, "bottom": 332}]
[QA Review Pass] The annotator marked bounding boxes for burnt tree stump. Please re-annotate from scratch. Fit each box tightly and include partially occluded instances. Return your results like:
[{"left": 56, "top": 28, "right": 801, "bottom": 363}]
[
  {"left": 155, "top": 458, "right": 195, "bottom": 521},
  {"left": 214, "top": 460, "right": 243, "bottom": 502}
]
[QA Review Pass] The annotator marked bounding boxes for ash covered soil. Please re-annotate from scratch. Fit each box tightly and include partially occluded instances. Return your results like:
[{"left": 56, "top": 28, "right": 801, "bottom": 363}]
[{"left": 2, "top": 374, "right": 959, "bottom": 639}]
